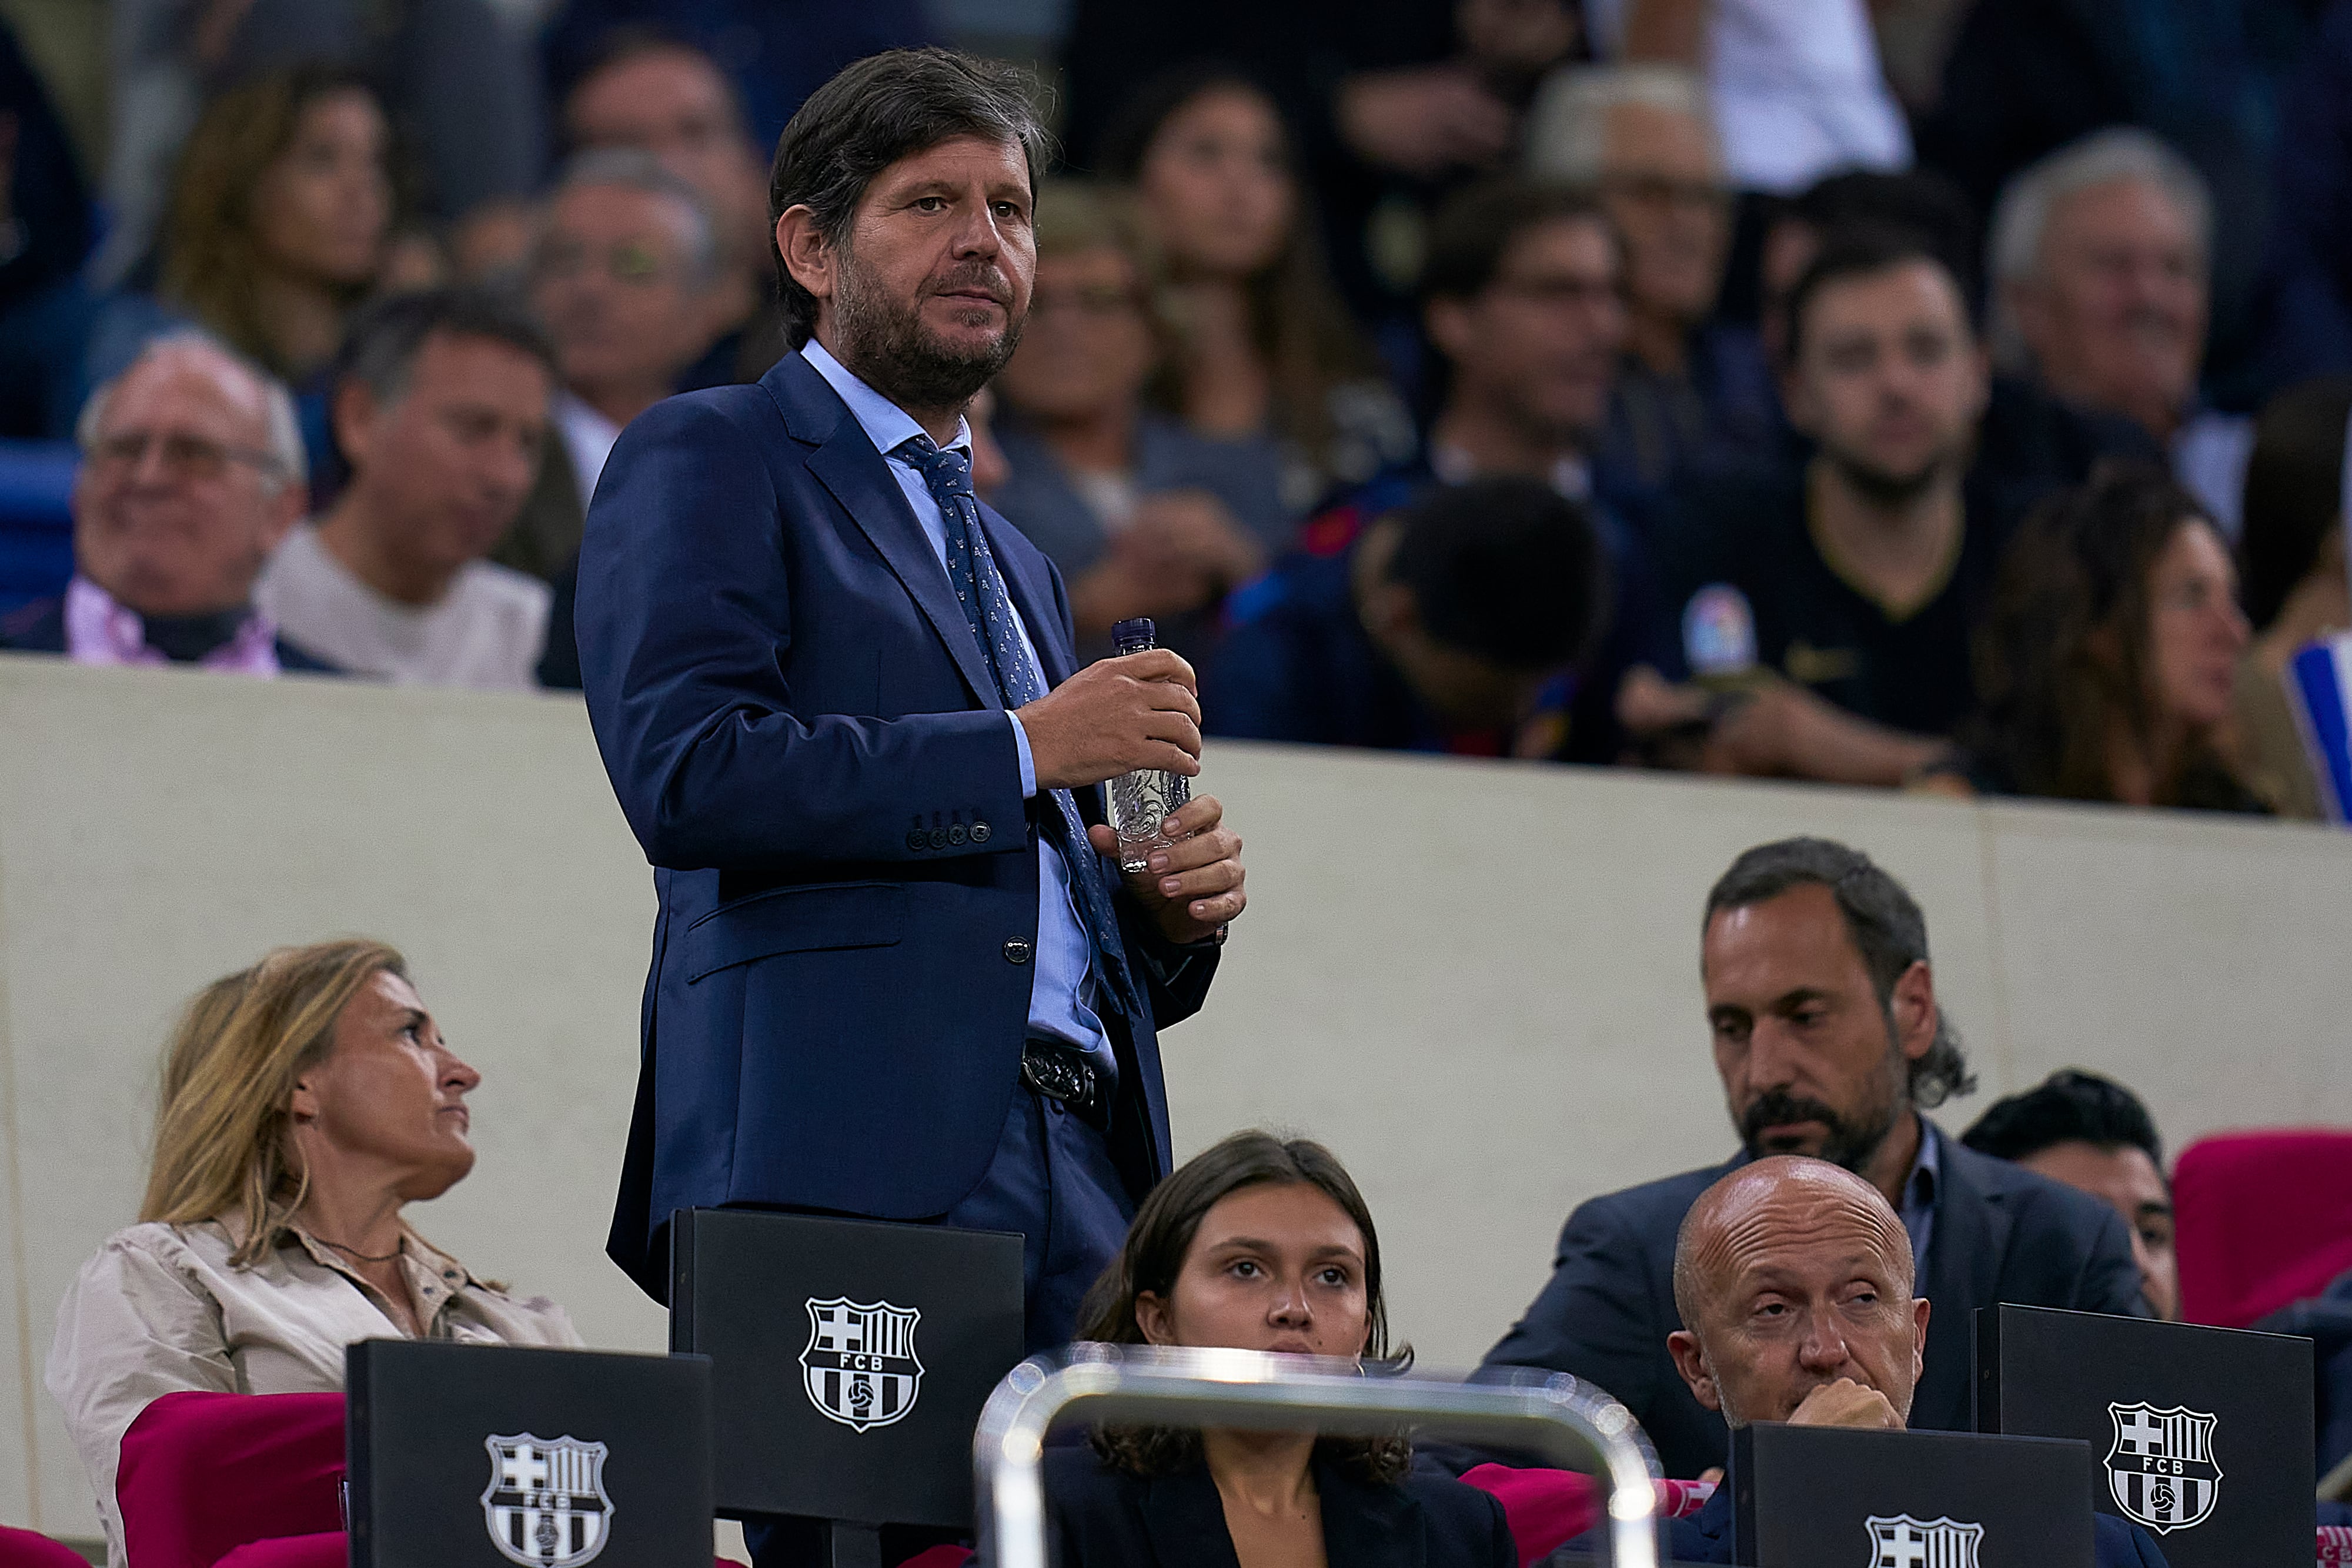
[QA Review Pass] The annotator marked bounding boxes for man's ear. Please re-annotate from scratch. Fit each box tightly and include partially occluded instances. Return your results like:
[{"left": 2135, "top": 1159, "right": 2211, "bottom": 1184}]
[
  {"left": 1910, "top": 1295, "right": 1930, "bottom": 1392},
  {"left": 1424, "top": 297, "right": 1471, "bottom": 365},
  {"left": 1891, "top": 959, "right": 1936, "bottom": 1065},
  {"left": 775, "top": 205, "right": 835, "bottom": 306},
  {"left": 1133, "top": 1291, "right": 1174, "bottom": 1348},
  {"left": 331, "top": 380, "right": 379, "bottom": 473},
  {"left": 1779, "top": 356, "right": 1819, "bottom": 437},
  {"left": 1359, "top": 579, "right": 1419, "bottom": 646},
  {"left": 1668, "top": 1328, "right": 1722, "bottom": 1413}
]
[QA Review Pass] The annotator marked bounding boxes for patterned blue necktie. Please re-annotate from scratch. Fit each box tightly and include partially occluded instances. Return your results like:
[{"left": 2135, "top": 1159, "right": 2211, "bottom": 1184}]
[{"left": 895, "top": 434, "right": 1142, "bottom": 1018}]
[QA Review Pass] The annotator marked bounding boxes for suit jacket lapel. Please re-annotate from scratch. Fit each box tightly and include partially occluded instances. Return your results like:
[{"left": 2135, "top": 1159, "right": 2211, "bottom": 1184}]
[
  {"left": 766, "top": 356, "right": 998, "bottom": 710},
  {"left": 1920, "top": 1135, "right": 2009, "bottom": 1429}
]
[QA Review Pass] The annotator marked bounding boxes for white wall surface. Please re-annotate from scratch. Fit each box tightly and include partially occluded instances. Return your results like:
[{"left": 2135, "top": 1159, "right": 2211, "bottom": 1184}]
[{"left": 4, "top": 656, "right": 2347, "bottom": 1537}]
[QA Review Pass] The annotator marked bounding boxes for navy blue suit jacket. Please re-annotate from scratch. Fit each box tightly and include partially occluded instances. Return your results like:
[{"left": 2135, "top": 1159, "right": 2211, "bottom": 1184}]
[
  {"left": 1023, "top": 1446, "right": 1515, "bottom": 1568},
  {"left": 1665, "top": 1473, "right": 2169, "bottom": 1565},
  {"left": 576, "top": 353, "right": 1215, "bottom": 1298},
  {"left": 1482, "top": 1134, "right": 2149, "bottom": 1479}
]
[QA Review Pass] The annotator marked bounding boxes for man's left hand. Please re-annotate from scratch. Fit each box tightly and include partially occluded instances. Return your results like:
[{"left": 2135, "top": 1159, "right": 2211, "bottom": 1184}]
[{"left": 1088, "top": 794, "right": 1245, "bottom": 945}]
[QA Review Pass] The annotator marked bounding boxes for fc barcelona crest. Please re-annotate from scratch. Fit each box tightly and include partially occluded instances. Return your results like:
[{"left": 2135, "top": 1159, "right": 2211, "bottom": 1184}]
[
  {"left": 481, "top": 1433, "right": 612, "bottom": 1567},
  {"left": 801, "top": 1296, "right": 924, "bottom": 1432},
  {"left": 2107, "top": 1402, "right": 2222, "bottom": 1534},
  {"left": 1864, "top": 1513, "right": 1983, "bottom": 1568}
]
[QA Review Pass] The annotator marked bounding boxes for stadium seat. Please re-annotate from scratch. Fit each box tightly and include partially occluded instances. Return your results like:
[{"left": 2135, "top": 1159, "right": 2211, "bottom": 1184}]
[
  {"left": 2175, "top": 1131, "right": 2352, "bottom": 1328},
  {"left": 0, "top": 439, "right": 74, "bottom": 618},
  {"left": 0, "top": 1523, "right": 91, "bottom": 1567},
  {"left": 115, "top": 1390, "right": 345, "bottom": 1568}
]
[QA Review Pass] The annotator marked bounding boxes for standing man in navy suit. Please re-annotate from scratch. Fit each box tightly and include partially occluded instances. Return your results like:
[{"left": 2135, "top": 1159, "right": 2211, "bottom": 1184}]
[{"left": 575, "top": 49, "right": 1247, "bottom": 1354}]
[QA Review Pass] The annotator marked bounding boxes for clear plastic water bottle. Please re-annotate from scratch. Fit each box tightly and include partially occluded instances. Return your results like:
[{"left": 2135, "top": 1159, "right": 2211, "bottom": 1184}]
[{"left": 1106, "top": 617, "right": 1191, "bottom": 874}]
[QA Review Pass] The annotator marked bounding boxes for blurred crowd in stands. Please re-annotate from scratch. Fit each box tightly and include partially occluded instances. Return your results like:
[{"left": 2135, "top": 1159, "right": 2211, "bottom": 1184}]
[{"left": 5, "top": 0, "right": 2352, "bottom": 817}]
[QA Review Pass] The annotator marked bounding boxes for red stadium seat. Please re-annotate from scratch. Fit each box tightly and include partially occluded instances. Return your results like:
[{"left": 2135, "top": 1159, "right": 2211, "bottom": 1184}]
[
  {"left": 1458, "top": 1463, "right": 1718, "bottom": 1565},
  {"left": 115, "top": 1390, "right": 345, "bottom": 1568},
  {"left": 2174, "top": 1131, "right": 2352, "bottom": 1328},
  {"left": 0, "top": 1524, "right": 92, "bottom": 1567}
]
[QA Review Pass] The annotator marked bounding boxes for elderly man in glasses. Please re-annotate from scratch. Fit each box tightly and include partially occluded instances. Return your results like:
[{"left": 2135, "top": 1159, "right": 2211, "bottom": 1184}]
[{"left": 0, "top": 335, "right": 333, "bottom": 674}]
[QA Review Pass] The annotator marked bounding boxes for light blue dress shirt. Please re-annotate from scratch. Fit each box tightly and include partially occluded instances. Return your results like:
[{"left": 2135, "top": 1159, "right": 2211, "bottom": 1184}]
[
  {"left": 800, "top": 339, "right": 1111, "bottom": 1065},
  {"left": 1900, "top": 1115, "right": 1944, "bottom": 1274}
]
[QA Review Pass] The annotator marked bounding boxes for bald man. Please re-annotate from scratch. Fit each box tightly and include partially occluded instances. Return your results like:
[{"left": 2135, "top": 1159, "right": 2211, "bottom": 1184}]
[
  {"left": 0, "top": 336, "right": 334, "bottom": 674},
  {"left": 1655, "top": 1157, "right": 2167, "bottom": 1566}
]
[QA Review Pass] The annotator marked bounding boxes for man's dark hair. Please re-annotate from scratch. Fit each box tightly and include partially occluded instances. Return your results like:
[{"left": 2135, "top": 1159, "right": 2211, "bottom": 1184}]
[
  {"left": 1385, "top": 476, "right": 1610, "bottom": 669},
  {"left": 767, "top": 48, "right": 1050, "bottom": 349},
  {"left": 559, "top": 25, "right": 749, "bottom": 149},
  {"left": 1076, "top": 1129, "right": 1408, "bottom": 1482},
  {"left": 1782, "top": 169, "right": 1982, "bottom": 302},
  {"left": 2239, "top": 375, "right": 2352, "bottom": 633},
  {"left": 1960, "top": 1069, "right": 2165, "bottom": 1169},
  {"left": 1784, "top": 225, "right": 1973, "bottom": 362},
  {"left": 1421, "top": 177, "right": 1608, "bottom": 305},
  {"left": 1704, "top": 837, "right": 1977, "bottom": 1109},
  {"left": 333, "top": 286, "right": 557, "bottom": 406}
]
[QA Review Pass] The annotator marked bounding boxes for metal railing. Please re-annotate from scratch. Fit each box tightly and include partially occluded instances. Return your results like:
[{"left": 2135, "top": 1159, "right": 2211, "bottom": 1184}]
[{"left": 974, "top": 1345, "right": 1662, "bottom": 1568}]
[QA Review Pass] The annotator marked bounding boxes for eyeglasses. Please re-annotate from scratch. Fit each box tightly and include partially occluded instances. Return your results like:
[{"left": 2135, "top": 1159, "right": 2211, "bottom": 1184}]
[{"left": 84, "top": 429, "right": 285, "bottom": 483}]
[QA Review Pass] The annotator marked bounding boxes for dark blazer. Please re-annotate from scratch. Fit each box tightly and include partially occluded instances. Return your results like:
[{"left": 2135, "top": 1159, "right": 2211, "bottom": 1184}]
[
  {"left": 1030, "top": 1445, "right": 1516, "bottom": 1568},
  {"left": 1482, "top": 1131, "right": 2149, "bottom": 1479},
  {"left": 0, "top": 594, "right": 339, "bottom": 673},
  {"left": 1666, "top": 1474, "right": 2170, "bottom": 1566},
  {"left": 576, "top": 353, "right": 1218, "bottom": 1299}
]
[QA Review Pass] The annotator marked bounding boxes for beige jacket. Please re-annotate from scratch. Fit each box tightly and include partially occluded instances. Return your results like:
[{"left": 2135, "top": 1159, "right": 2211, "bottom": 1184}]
[{"left": 47, "top": 1219, "right": 580, "bottom": 1566}]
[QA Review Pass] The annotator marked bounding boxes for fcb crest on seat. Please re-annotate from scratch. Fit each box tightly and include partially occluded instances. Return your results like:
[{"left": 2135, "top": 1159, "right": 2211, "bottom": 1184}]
[
  {"left": 2107, "top": 1402, "right": 2222, "bottom": 1534},
  {"left": 1865, "top": 1513, "right": 1982, "bottom": 1568},
  {"left": 801, "top": 1296, "right": 924, "bottom": 1432},
  {"left": 481, "top": 1433, "right": 612, "bottom": 1567}
]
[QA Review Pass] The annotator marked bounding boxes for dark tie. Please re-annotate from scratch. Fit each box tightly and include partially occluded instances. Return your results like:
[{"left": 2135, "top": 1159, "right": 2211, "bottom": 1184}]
[{"left": 895, "top": 434, "right": 1142, "bottom": 1019}]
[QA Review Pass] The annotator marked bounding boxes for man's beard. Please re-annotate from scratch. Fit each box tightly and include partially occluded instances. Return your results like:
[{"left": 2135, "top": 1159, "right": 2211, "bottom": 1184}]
[
  {"left": 1737, "top": 1043, "right": 1905, "bottom": 1174},
  {"left": 832, "top": 242, "right": 1021, "bottom": 413},
  {"left": 1822, "top": 441, "right": 1953, "bottom": 508}
]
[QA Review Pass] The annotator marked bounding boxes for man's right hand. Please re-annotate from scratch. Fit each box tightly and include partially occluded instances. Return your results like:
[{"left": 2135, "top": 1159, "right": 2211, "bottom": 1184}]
[
  {"left": 1017, "top": 650, "right": 1203, "bottom": 791},
  {"left": 1787, "top": 1378, "right": 1904, "bottom": 1430}
]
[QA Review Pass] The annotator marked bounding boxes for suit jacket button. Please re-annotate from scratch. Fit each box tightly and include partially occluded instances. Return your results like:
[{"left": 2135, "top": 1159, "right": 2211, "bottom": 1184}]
[
  {"left": 971, "top": 820, "right": 991, "bottom": 844},
  {"left": 906, "top": 830, "right": 927, "bottom": 852},
  {"left": 928, "top": 828, "right": 949, "bottom": 848},
  {"left": 1003, "top": 938, "right": 1031, "bottom": 965},
  {"left": 947, "top": 823, "right": 968, "bottom": 846}
]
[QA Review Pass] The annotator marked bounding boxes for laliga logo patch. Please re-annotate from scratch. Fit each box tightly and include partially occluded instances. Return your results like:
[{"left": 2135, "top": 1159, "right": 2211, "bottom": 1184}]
[
  {"left": 801, "top": 1296, "right": 924, "bottom": 1432},
  {"left": 1865, "top": 1512, "right": 1983, "bottom": 1568},
  {"left": 1682, "top": 583, "right": 1758, "bottom": 678},
  {"left": 482, "top": 1433, "right": 612, "bottom": 1567},
  {"left": 2107, "top": 1402, "right": 2222, "bottom": 1534}
]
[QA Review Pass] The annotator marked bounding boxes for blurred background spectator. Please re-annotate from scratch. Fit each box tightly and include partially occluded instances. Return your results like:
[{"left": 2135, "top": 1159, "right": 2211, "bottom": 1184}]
[
  {"left": 555, "top": 29, "right": 781, "bottom": 386},
  {"left": 1095, "top": 68, "right": 1415, "bottom": 514},
  {"left": 987, "top": 179, "right": 1287, "bottom": 663},
  {"left": 0, "top": 335, "right": 323, "bottom": 674},
  {"left": 1629, "top": 230, "right": 1996, "bottom": 785},
  {"left": 2233, "top": 376, "right": 2352, "bottom": 818},
  {"left": 1989, "top": 129, "right": 2250, "bottom": 535},
  {"left": 101, "top": 0, "right": 542, "bottom": 289},
  {"left": 1209, "top": 475, "right": 1607, "bottom": 754},
  {"left": 541, "top": 0, "right": 932, "bottom": 161},
  {"left": 0, "top": 18, "right": 98, "bottom": 440},
  {"left": 153, "top": 66, "right": 403, "bottom": 387},
  {"left": 256, "top": 288, "right": 554, "bottom": 690},
  {"left": 514, "top": 150, "right": 724, "bottom": 581},
  {"left": 1937, "top": 465, "right": 2260, "bottom": 810},
  {"left": 1525, "top": 63, "right": 1772, "bottom": 519}
]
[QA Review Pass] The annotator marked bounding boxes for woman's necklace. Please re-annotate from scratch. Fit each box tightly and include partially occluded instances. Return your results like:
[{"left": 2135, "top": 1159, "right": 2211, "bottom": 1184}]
[{"left": 314, "top": 1235, "right": 402, "bottom": 1264}]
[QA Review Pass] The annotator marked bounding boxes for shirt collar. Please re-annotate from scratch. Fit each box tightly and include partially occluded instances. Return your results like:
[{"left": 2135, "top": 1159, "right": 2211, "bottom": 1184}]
[
  {"left": 64, "top": 575, "right": 281, "bottom": 675},
  {"left": 800, "top": 337, "right": 970, "bottom": 460}
]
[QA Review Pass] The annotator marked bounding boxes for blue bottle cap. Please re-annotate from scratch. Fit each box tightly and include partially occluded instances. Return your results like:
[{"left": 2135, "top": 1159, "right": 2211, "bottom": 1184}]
[{"left": 1111, "top": 617, "right": 1157, "bottom": 651}]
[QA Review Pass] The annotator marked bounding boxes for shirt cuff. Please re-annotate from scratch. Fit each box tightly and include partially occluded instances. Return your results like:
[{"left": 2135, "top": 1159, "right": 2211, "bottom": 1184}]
[{"left": 1009, "top": 710, "right": 1037, "bottom": 799}]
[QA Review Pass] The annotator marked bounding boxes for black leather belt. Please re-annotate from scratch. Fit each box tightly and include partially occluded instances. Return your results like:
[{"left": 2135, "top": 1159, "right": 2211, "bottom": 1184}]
[{"left": 1020, "top": 1038, "right": 1107, "bottom": 1126}]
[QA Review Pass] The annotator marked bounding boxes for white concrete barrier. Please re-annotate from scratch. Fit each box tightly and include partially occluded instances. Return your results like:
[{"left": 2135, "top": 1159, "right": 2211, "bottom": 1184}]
[{"left": 4, "top": 654, "right": 2346, "bottom": 1537}]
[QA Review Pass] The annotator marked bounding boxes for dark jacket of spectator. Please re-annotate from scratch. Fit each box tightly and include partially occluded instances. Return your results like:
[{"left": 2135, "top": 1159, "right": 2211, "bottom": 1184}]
[
  {"left": 1482, "top": 1136, "right": 2149, "bottom": 1480},
  {"left": 1033, "top": 1444, "right": 1515, "bottom": 1568},
  {"left": 1597, "top": 320, "right": 1778, "bottom": 527},
  {"left": 2250, "top": 0, "right": 2352, "bottom": 391}
]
